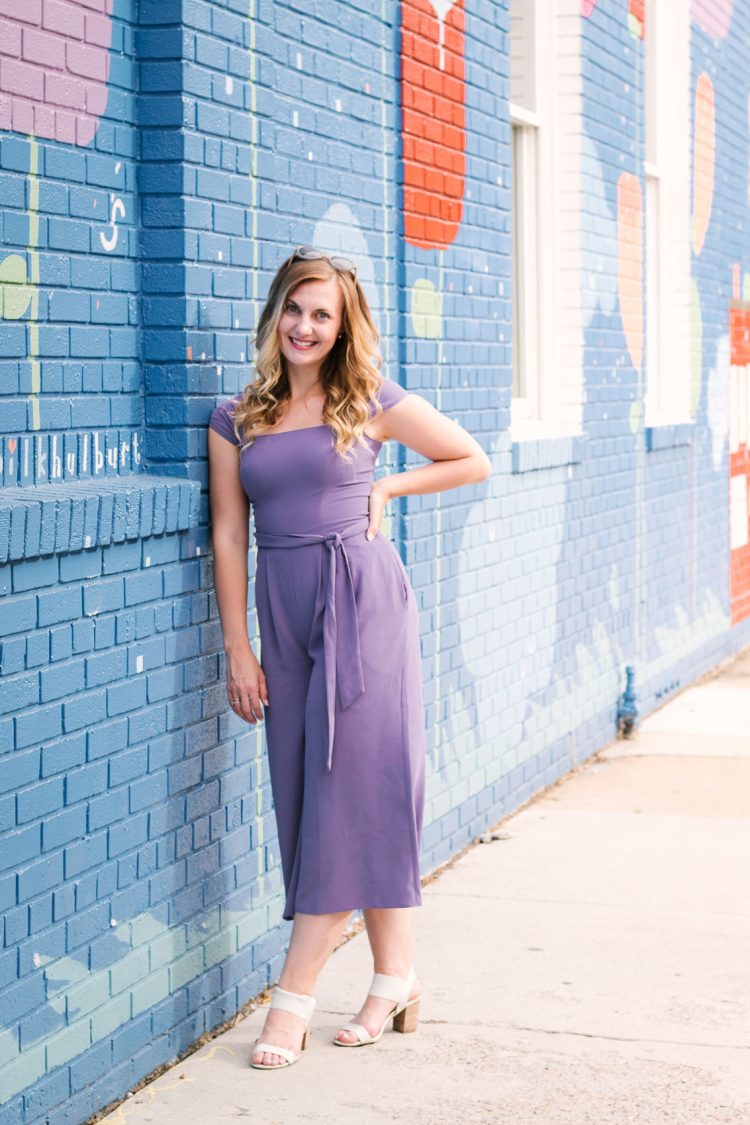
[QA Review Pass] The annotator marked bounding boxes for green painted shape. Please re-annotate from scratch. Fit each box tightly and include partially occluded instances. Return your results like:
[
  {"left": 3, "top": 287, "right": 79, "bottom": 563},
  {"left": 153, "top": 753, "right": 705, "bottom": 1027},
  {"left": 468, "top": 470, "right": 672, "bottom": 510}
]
[
  {"left": 169, "top": 945, "right": 205, "bottom": 992},
  {"left": 0, "top": 254, "right": 33, "bottom": 320},
  {"left": 132, "top": 969, "right": 170, "bottom": 1017},
  {"left": 0, "top": 1043, "right": 46, "bottom": 1104},
  {"left": 66, "top": 973, "right": 110, "bottom": 1020},
  {"left": 109, "top": 946, "right": 149, "bottom": 995},
  {"left": 0, "top": 901, "right": 268, "bottom": 1095},
  {"left": 45, "top": 1020, "right": 90, "bottom": 1071}
]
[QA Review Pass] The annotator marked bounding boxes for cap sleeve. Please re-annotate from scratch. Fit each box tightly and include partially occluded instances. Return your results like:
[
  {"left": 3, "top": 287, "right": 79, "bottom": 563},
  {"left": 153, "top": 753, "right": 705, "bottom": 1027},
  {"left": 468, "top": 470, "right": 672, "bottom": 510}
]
[
  {"left": 371, "top": 377, "right": 407, "bottom": 416},
  {"left": 208, "top": 396, "right": 243, "bottom": 446}
]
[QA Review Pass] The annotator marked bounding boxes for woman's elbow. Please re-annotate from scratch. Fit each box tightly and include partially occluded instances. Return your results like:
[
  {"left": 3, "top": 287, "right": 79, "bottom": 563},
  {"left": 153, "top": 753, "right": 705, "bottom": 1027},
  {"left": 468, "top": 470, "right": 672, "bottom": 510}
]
[{"left": 468, "top": 450, "right": 492, "bottom": 483}]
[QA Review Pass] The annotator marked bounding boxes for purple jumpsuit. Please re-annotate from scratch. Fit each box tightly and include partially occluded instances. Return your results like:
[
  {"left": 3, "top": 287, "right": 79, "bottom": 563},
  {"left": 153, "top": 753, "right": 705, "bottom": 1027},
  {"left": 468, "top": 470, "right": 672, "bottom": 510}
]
[{"left": 209, "top": 377, "right": 426, "bottom": 921}]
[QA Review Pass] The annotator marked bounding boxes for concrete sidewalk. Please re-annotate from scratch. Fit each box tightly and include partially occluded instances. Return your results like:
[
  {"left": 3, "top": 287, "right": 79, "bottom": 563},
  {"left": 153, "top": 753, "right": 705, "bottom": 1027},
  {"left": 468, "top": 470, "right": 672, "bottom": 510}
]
[{"left": 95, "top": 652, "right": 750, "bottom": 1125}]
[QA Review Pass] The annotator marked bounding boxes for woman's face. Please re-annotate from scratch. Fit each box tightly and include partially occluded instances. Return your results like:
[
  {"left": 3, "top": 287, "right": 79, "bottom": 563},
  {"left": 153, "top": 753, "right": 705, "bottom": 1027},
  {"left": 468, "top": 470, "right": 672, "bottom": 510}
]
[{"left": 277, "top": 277, "right": 344, "bottom": 376}]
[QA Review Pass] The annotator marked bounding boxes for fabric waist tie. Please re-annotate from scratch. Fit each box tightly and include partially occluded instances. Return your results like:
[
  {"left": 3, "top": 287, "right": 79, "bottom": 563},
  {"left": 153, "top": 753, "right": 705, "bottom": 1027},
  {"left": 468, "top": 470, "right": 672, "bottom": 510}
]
[{"left": 254, "top": 518, "right": 369, "bottom": 771}]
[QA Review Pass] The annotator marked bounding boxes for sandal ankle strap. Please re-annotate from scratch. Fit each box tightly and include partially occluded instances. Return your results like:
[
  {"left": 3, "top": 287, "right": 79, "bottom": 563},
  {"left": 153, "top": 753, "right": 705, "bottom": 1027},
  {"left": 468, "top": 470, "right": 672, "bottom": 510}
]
[
  {"left": 270, "top": 986, "right": 316, "bottom": 1021},
  {"left": 368, "top": 966, "right": 415, "bottom": 1005}
]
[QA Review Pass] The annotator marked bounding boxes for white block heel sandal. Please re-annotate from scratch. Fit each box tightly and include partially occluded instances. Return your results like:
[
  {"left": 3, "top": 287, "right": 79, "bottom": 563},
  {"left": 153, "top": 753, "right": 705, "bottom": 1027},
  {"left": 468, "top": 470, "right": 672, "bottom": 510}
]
[
  {"left": 250, "top": 986, "right": 316, "bottom": 1069},
  {"left": 333, "top": 967, "right": 421, "bottom": 1047}
]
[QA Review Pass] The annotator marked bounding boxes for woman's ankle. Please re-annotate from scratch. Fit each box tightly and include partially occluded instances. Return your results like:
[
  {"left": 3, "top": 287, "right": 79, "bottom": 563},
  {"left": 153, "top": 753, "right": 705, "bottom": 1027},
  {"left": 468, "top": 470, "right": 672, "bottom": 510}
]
[
  {"left": 372, "top": 961, "right": 413, "bottom": 979},
  {"left": 277, "top": 974, "right": 316, "bottom": 996}
]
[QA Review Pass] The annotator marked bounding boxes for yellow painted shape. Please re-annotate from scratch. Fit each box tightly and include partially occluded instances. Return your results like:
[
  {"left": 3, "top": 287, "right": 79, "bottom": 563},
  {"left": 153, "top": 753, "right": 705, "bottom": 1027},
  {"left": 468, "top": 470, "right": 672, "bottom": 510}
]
[
  {"left": 0, "top": 254, "right": 33, "bottom": 319},
  {"left": 629, "top": 401, "right": 642, "bottom": 434},
  {"left": 410, "top": 278, "right": 442, "bottom": 339}
]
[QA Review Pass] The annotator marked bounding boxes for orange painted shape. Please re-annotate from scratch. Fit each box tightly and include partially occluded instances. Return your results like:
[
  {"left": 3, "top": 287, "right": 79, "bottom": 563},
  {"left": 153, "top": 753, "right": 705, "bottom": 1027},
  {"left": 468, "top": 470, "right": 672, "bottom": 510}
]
[
  {"left": 692, "top": 73, "right": 716, "bottom": 257},
  {"left": 729, "top": 305, "right": 750, "bottom": 366},
  {"left": 401, "top": 0, "right": 466, "bottom": 250},
  {"left": 616, "top": 173, "right": 644, "bottom": 373},
  {"left": 630, "top": 0, "right": 645, "bottom": 24}
]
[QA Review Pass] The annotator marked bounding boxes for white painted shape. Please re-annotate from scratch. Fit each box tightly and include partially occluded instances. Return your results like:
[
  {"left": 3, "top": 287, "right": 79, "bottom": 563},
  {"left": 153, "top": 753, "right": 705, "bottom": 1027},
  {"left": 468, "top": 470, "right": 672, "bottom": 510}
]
[
  {"left": 730, "top": 475, "right": 749, "bottom": 550},
  {"left": 311, "top": 202, "right": 380, "bottom": 319},
  {"left": 99, "top": 196, "right": 125, "bottom": 253},
  {"left": 426, "top": 0, "right": 458, "bottom": 69},
  {"left": 706, "top": 333, "right": 728, "bottom": 470},
  {"left": 225, "top": 75, "right": 234, "bottom": 94},
  {"left": 136, "top": 655, "right": 144, "bottom": 673},
  {"left": 729, "top": 364, "right": 740, "bottom": 453}
]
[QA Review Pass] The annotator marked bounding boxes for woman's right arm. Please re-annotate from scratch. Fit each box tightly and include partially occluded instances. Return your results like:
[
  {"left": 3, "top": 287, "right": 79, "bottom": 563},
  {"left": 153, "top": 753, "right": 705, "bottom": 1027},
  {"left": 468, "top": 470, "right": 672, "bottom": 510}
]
[{"left": 208, "top": 427, "right": 269, "bottom": 724}]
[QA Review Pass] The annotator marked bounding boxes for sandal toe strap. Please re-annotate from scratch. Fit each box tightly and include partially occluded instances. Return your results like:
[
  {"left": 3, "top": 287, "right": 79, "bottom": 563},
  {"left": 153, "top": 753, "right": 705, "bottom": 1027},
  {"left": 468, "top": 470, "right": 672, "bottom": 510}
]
[
  {"left": 336, "top": 1021, "right": 372, "bottom": 1044},
  {"left": 253, "top": 1041, "right": 298, "bottom": 1064}
]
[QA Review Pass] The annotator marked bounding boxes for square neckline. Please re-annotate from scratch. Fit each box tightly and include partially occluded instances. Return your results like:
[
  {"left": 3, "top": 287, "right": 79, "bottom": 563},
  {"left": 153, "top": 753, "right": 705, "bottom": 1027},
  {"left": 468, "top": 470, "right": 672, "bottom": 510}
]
[{"left": 245, "top": 423, "right": 383, "bottom": 449}]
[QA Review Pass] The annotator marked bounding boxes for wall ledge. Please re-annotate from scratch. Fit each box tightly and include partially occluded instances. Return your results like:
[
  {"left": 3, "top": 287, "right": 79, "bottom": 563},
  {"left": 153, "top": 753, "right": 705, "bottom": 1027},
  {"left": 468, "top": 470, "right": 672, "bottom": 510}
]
[
  {"left": 644, "top": 421, "right": 695, "bottom": 452},
  {"left": 510, "top": 432, "right": 585, "bottom": 473},
  {"left": 0, "top": 476, "right": 201, "bottom": 563}
]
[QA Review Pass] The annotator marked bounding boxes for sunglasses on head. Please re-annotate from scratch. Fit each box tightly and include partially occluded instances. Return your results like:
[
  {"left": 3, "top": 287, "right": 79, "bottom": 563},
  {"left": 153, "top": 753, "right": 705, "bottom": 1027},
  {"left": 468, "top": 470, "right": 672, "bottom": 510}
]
[{"left": 290, "top": 245, "right": 358, "bottom": 281}]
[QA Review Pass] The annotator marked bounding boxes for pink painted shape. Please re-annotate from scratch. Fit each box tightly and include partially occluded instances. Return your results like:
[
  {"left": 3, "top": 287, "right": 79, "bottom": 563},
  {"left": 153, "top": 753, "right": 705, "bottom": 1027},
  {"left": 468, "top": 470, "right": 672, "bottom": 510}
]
[
  {"left": 691, "top": 0, "right": 733, "bottom": 39},
  {"left": 582, "top": 0, "right": 599, "bottom": 15},
  {"left": 43, "top": 0, "right": 85, "bottom": 38},
  {"left": 0, "top": 0, "right": 113, "bottom": 146},
  {"left": 0, "top": 0, "right": 42, "bottom": 24},
  {"left": 23, "top": 27, "right": 67, "bottom": 70}
]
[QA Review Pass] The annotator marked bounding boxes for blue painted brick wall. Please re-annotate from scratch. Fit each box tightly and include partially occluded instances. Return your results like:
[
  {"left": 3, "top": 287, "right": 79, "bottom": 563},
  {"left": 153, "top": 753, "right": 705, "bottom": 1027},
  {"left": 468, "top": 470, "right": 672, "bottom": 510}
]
[{"left": 2, "top": 0, "right": 750, "bottom": 1121}]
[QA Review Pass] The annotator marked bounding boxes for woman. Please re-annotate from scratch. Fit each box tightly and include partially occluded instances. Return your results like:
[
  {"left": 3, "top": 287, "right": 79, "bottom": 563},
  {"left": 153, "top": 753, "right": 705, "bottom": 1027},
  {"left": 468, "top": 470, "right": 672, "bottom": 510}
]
[{"left": 208, "top": 246, "right": 491, "bottom": 1070}]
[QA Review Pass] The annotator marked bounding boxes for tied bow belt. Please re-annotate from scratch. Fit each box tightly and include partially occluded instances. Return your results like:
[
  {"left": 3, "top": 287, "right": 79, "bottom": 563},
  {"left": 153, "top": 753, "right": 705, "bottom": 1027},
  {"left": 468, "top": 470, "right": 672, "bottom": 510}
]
[{"left": 254, "top": 517, "right": 369, "bottom": 771}]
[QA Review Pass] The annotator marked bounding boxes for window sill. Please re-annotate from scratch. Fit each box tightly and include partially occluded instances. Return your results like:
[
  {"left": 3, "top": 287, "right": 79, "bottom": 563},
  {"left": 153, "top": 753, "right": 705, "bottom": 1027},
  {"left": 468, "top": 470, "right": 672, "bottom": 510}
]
[
  {"left": 644, "top": 421, "right": 695, "bottom": 452},
  {"left": 510, "top": 428, "right": 585, "bottom": 473},
  {"left": 0, "top": 476, "right": 201, "bottom": 563}
]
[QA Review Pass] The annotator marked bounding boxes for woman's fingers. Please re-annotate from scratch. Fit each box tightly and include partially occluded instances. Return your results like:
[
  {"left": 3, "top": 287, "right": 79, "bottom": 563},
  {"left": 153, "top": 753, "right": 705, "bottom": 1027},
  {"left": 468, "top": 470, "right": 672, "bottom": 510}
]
[
  {"left": 228, "top": 680, "right": 266, "bottom": 723},
  {"left": 366, "top": 492, "right": 385, "bottom": 540}
]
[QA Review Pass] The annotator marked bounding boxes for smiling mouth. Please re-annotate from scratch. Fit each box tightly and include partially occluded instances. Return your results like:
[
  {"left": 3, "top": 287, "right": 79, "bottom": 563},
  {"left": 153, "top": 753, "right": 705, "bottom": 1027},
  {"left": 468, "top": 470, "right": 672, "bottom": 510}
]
[{"left": 289, "top": 337, "right": 317, "bottom": 350}]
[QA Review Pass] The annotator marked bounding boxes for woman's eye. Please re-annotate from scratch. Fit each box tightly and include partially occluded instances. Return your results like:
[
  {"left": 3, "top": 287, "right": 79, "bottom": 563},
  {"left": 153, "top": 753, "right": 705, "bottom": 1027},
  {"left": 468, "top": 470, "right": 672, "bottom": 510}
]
[{"left": 316, "top": 311, "right": 329, "bottom": 319}]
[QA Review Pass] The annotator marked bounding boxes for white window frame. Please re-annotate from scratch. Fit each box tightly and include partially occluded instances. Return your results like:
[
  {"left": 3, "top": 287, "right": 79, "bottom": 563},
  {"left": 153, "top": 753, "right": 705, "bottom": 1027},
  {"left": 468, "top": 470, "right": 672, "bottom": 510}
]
[
  {"left": 509, "top": 0, "right": 583, "bottom": 441},
  {"left": 644, "top": 0, "right": 692, "bottom": 426},
  {"left": 511, "top": 104, "right": 541, "bottom": 419}
]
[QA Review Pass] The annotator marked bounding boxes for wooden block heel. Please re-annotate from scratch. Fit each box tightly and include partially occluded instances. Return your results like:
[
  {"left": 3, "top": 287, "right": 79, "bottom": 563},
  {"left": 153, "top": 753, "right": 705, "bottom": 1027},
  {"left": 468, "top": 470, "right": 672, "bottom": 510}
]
[{"left": 392, "top": 997, "right": 419, "bottom": 1033}]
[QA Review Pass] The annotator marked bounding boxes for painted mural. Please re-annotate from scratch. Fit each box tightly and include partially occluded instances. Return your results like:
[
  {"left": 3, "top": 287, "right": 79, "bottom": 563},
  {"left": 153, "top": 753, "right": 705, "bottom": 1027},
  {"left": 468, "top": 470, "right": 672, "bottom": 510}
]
[
  {"left": 2, "top": 0, "right": 750, "bottom": 1120},
  {"left": 400, "top": 0, "right": 466, "bottom": 249},
  {"left": 729, "top": 296, "right": 750, "bottom": 623},
  {"left": 0, "top": 0, "right": 125, "bottom": 443}
]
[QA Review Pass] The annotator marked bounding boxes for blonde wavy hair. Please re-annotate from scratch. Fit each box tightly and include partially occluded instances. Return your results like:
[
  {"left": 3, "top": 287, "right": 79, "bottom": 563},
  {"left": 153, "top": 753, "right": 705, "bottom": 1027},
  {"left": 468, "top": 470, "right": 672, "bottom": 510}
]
[{"left": 230, "top": 251, "right": 385, "bottom": 460}]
